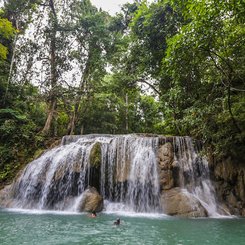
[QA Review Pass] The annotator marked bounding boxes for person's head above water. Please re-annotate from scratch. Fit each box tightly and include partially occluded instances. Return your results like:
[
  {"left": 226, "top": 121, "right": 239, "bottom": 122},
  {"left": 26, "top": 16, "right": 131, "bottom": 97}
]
[
  {"left": 91, "top": 211, "right": 97, "bottom": 217},
  {"left": 114, "top": 218, "right": 120, "bottom": 225}
]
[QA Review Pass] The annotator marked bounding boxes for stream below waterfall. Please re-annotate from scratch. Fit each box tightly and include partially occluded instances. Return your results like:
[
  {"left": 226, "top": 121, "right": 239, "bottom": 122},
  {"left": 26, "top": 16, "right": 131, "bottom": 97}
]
[{"left": 0, "top": 209, "right": 245, "bottom": 245}]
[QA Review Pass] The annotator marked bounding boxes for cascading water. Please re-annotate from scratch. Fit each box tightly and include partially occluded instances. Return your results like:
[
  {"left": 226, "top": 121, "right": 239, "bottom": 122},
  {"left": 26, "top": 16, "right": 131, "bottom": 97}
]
[
  {"left": 12, "top": 137, "right": 97, "bottom": 210},
  {"left": 173, "top": 137, "right": 221, "bottom": 217},
  {"left": 9, "top": 135, "right": 160, "bottom": 213},
  {"left": 2, "top": 134, "right": 225, "bottom": 217},
  {"left": 100, "top": 136, "right": 160, "bottom": 213}
]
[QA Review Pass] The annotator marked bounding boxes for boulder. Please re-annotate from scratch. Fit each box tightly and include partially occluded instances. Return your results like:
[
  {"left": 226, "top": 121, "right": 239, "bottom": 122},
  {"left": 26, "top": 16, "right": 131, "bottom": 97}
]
[
  {"left": 160, "top": 188, "right": 208, "bottom": 217},
  {"left": 78, "top": 187, "right": 103, "bottom": 212}
]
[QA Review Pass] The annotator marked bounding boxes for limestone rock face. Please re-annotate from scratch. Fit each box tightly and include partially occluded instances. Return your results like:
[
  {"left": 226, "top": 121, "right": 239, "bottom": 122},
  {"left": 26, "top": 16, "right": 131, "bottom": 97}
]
[
  {"left": 0, "top": 185, "right": 14, "bottom": 208},
  {"left": 158, "top": 143, "right": 176, "bottom": 190},
  {"left": 213, "top": 159, "right": 245, "bottom": 216},
  {"left": 78, "top": 187, "right": 103, "bottom": 212},
  {"left": 159, "top": 170, "right": 174, "bottom": 190},
  {"left": 158, "top": 142, "right": 174, "bottom": 169},
  {"left": 160, "top": 188, "right": 208, "bottom": 217},
  {"left": 115, "top": 159, "right": 130, "bottom": 183}
]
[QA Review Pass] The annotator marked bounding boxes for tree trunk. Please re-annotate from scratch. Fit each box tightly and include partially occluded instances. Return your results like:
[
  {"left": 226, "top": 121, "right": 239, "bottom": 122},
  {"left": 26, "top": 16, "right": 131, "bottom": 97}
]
[
  {"left": 42, "top": 99, "right": 57, "bottom": 134},
  {"left": 42, "top": 0, "right": 58, "bottom": 135},
  {"left": 67, "top": 103, "right": 80, "bottom": 135},
  {"left": 67, "top": 57, "right": 90, "bottom": 135}
]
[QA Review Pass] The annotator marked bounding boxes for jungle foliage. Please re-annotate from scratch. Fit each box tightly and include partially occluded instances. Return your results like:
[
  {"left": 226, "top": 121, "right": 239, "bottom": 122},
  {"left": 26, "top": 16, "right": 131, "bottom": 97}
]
[{"left": 0, "top": 0, "right": 244, "bottom": 183}]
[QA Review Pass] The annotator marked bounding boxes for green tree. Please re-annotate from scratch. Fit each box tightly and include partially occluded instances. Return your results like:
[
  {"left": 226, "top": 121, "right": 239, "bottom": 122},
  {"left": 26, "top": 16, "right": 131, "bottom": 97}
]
[
  {"left": 164, "top": 0, "right": 245, "bottom": 158},
  {"left": 0, "top": 16, "right": 15, "bottom": 59}
]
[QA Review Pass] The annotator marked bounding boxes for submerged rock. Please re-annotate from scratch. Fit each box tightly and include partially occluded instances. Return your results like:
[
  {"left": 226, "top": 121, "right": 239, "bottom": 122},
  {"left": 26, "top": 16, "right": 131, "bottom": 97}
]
[
  {"left": 161, "top": 188, "right": 208, "bottom": 217},
  {"left": 77, "top": 187, "right": 103, "bottom": 212}
]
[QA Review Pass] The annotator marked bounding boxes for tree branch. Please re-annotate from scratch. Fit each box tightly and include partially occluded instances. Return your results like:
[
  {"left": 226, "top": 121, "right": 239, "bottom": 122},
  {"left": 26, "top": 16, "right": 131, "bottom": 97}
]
[{"left": 137, "top": 78, "right": 161, "bottom": 95}]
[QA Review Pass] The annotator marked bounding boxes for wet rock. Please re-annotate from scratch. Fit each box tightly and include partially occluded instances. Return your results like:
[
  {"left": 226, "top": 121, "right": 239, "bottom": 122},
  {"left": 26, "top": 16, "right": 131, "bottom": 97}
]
[
  {"left": 78, "top": 187, "right": 103, "bottom": 212},
  {"left": 217, "top": 204, "right": 231, "bottom": 216},
  {"left": 115, "top": 159, "right": 131, "bottom": 183},
  {"left": 90, "top": 142, "right": 101, "bottom": 167},
  {"left": 159, "top": 170, "right": 174, "bottom": 190},
  {"left": 87, "top": 143, "right": 102, "bottom": 190},
  {"left": 160, "top": 188, "right": 208, "bottom": 217},
  {"left": 54, "top": 164, "right": 67, "bottom": 181},
  {"left": 0, "top": 185, "right": 14, "bottom": 208},
  {"left": 158, "top": 143, "right": 174, "bottom": 169},
  {"left": 158, "top": 143, "right": 175, "bottom": 190},
  {"left": 213, "top": 159, "right": 245, "bottom": 216}
]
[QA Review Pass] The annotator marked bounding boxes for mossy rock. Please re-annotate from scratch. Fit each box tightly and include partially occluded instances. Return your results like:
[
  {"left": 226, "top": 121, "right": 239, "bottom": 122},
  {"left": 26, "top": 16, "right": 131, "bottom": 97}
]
[
  {"left": 90, "top": 142, "right": 101, "bottom": 168},
  {"left": 78, "top": 187, "right": 103, "bottom": 212}
]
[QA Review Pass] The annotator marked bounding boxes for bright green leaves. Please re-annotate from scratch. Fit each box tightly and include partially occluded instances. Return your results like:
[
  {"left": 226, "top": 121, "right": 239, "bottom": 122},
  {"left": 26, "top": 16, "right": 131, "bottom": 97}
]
[
  {"left": 0, "top": 17, "right": 15, "bottom": 59},
  {"left": 0, "top": 43, "right": 8, "bottom": 59},
  {"left": 0, "top": 17, "right": 15, "bottom": 39}
]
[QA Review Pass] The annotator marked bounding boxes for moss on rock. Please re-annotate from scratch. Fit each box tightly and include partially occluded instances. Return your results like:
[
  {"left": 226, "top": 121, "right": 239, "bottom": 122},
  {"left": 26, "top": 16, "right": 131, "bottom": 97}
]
[{"left": 89, "top": 142, "right": 101, "bottom": 167}]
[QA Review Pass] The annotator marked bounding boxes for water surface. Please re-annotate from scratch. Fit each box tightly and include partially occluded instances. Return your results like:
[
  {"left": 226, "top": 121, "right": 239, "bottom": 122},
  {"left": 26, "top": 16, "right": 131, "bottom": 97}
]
[{"left": 0, "top": 209, "right": 245, "bottom": 245}]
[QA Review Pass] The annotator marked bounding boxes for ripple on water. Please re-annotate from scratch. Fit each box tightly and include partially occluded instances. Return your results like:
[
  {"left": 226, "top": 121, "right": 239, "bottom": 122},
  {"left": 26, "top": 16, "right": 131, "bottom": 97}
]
[{"left": 1, "top": 210, "right": 245, "bottom": 245}]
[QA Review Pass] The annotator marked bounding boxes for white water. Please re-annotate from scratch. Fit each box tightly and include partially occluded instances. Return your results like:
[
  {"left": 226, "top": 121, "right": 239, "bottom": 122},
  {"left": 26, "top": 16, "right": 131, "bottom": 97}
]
[
  {"left": 173, "top": 137, "right": 220, "bottom": 217},
  {"left": 13, "top": 138, "right": 96, "bottom": 209},
  {"left": 5, "top": 134, "right": 223, "bottom": 217},
  {"left": 100, "top": 136, "right": 160, "bottom": 212},
  {"left": 103, "top": 200, "right": 167, "bottom": 218}
]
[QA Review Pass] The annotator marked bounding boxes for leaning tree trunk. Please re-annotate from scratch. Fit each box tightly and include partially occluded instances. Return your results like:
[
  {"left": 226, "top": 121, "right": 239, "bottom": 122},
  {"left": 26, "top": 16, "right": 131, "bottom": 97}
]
[
  {"left": 42, "top": 0, "right": 58, "bottom": 135},
  {"left": 42, "top": 99, "right": 57, "bottom": 134},
  {"left": 67, "top": 57, "right": 90, "bottom": 135},
  {"left": 67, "top": 102, "right": 80, "bottom": 135}
]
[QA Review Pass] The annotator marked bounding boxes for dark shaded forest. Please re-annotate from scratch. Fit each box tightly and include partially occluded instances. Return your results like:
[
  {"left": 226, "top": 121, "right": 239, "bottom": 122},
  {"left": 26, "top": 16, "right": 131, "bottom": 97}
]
[{"left": 0, "top": 0, "right": 244, "bottom": 184}]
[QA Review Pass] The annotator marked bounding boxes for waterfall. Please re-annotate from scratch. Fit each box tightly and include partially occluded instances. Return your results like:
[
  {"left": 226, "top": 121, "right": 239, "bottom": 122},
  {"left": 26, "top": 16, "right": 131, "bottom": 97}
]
[
  {"left": 173, "top": 137, "right": 220, "bottom": 217},
  {"left": 2, "top": 134, "right": 224, "bottom": 217},
  {"left": 100, "top": 136, "right": 160, "bottom": 212},
  {"left": 12, "top": 137, "right": 97, "bottom": 209}
]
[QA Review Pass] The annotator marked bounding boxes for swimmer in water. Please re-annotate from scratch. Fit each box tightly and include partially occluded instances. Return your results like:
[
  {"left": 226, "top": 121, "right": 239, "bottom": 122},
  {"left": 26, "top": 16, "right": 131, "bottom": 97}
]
[
  {"left": 113, "top": 218, "right": 120, "bottom": 225},
  {"left": 90, "top": 211, "right": 97, "bottom": 218}
]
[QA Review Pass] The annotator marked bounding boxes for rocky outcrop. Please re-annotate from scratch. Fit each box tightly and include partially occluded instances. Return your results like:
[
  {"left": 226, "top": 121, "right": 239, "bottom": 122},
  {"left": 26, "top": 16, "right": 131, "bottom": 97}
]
[
  {"left": 213, "top": 158, "right": 245, "bottom": 216},
  {"left": 2, "top": 134, "right": 244, "bottom": 218},
  {"left": 77, "top": 187, "right": 103, "bottom": 212},
  {"left": 160, "top": 188, "right": 208, "bottom": 217},
  {"left": 0, "top": 185, "right": 14, "bottom": 208},
  {"left": 158, "top": 141, "right": 208, "bottom": 217},
  {"left": 158, "top": 142, "right": 175, "bottom": 190},
  {"left": 115, "top": 159, "right": 131, "bottom": 183}
]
